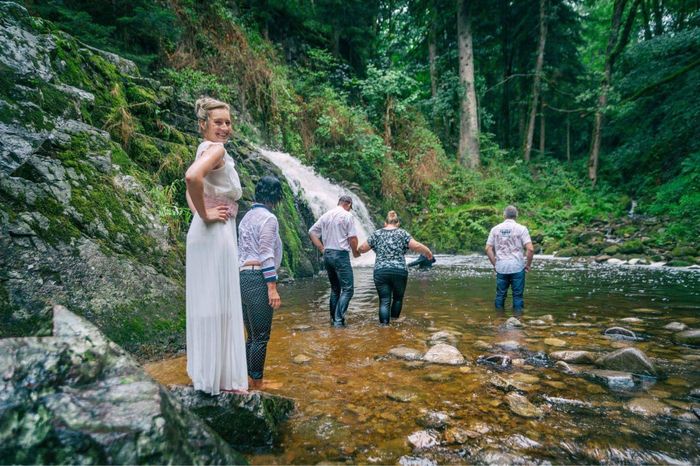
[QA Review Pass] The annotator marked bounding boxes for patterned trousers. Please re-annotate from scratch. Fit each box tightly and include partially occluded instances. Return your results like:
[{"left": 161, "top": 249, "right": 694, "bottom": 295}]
[{"left": 240, "top": 270, "right": 274, "bottom": 380}]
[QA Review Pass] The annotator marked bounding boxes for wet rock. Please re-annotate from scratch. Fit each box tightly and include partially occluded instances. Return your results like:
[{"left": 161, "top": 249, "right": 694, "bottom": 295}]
[
  {"left": 416, "top": 411, "right": 450, "bottom": 429},
  {"left": 529, "top": 319, "right": 548, "bottom": 326},
  {"left": 544, "top": 381, "right": 567, "bottom": 389},
  {"left": 505, "top": 393, "right": 543, "bottom": 418},
  {"left": 595, "top": 254, "right": 611, "bottom": 263},
  {"left": 422, "top": 372, "right": 453, "bottom": 383},
  {"left": 388, "top": 346, "right": 424, "bottom": 361},
  {"left": 399, "top": 455, "right": 438, "bottom": 466},
  {"left": 170, "top": 386, "right": 295, "bottom": 449},
  {"left": 549, "top": 350, "right": 596, "bottom": 364},
  {"left": 620, "top": 317, "right": 643, "bottom": 324},
  {"left": 511, "top": 373, "right": 539, "bottom": 384},
  {"left": 673, "top": 329, "right": 700, "bottom": 346},
  {"left": 525, "top": 351, "right": 549, "bottom": 367},
  {"left": 477, "top": 354, "right": 512, "bottom": 368},
  {"left": 607, "top": 258, "right": 625, "bottom": 265},
  {"left": 428, "top": 330, "right": 460, "bottom": 346},
  {"left": 603, "top": 327, "right": 637, "bottom": 341},
  {"left": 407, "top": 430, "right": 439, "bottom": 450},
  {"left": 387, "top": 390, "right": 418, "bottom": 403},
  {"left": 542, "top": 395, "right": 593, "bottom": 410},
  {"left": 540, "top": 314, "right": 554, "bottom": 323},
  {"left": 474, "top": 340, "right": 492, "bottom": 350},
  {"left": 631, "top": 308, "right": 662, "bottom": 315},
  {"left": 554, "top": 361, "right": 573, "bottom": 373},
  {"left": 505, "top": 434, "right": 542, "bottom": 449},
  {"left": 422, "top": 344, "right": 465, "bottom": 365},
  {"left": 490, "top": 375, "right": 518, "bottom": 392},
  {"left": 403, "top": 361, "right": 426, "bottom": 370},
  {"left": 583, "top": 369, "right": 637, "bottom": 390},
  {"left": 291, "top": 324, "right": 312, "bottom": 331},
  {"left": 292, "top": 354, "right": 311, "bottom": 364},
  {"left": 663, "top": 322, "right": 687, "bottom": 331},
  {"left": 624, "top": 398, "right": 672, "bottom": 417},
  {"left": 595, "top": 347, "right": 660, "bottom": 377},
  {"left": 503, "top": 317, "right": 523, "bottom": 329},
  {"left": 495, "top": 340, "right": 521, "bottom": 351},
  {"left": 443, "top": 427, "right": 470, "bottom": 445},
  {"left": 0, "top": 306, "right": 245, "bottom": 464},
  {"left": 689, "top": 388, "right": 700, "bottom": 399},
  {"left": 544, "top": 338, "right": 567, "bottom": 347}
]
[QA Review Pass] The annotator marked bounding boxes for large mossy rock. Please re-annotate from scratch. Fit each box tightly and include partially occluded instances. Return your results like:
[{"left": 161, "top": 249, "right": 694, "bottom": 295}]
[
  {"left": 0, "top": 3, "right": 318, "bottom": 353},
  {"left": 0, "top": 306, "right": 247, "bottom": 464},
  {"left": 169, "top": 386, "right": 295, "bottom": 450}
]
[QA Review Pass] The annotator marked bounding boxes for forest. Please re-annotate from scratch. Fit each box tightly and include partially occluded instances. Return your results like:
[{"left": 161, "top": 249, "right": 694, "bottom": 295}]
[{"left": 24, "top": 0, "right": 700, "bottom": 260}]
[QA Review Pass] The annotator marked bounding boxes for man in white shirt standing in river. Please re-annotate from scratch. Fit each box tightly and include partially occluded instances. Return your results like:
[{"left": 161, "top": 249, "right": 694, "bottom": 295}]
[
  {"left": 485, "top": 205, "right": 534, "bottom": 315},
  {"left": 309, "top": 195, "right": 361, "bottom": 327}
]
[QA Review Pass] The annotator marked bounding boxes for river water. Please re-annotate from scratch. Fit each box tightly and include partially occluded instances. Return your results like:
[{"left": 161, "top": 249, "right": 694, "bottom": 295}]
[
  {"left": 252, "top": 256, "right": 700, "bottom": 464},
  {"left": 148, "top": 256, "right": 700, "bottom": 464}
]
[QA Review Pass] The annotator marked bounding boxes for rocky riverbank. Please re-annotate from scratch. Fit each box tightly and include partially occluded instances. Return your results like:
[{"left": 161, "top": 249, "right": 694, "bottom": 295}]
[{"left": 0, "top": 2, "right": 319, "bottom": 357}]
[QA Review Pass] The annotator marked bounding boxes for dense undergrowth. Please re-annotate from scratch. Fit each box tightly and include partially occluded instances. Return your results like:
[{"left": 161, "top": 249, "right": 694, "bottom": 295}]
[{"left": 23, "top": 0, "right": 699, "bottom": 262}]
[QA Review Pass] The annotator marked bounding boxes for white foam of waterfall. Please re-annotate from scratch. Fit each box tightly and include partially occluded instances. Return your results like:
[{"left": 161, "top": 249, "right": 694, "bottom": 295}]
[{"left": 258, "top": 148, "right": 376, "bottom": 266}]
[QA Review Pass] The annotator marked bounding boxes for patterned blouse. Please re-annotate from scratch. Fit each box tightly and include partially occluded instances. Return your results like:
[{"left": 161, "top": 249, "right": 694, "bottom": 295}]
[{"left": 367, "top": 228, "right": 412, "bottom": 271}]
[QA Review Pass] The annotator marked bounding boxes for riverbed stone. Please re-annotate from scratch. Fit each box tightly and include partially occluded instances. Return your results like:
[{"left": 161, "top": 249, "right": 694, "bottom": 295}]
[
  {"left": 422, "top": 343, "right": 465, "bottom": 365},
  {"left": 291, "top": 324, "right": 312, "bottom": 331},
  {"left": 477, "top": 354, "right": 512, "bottom": 368},
  {"left": 443, "top": 427, "right": 470, "bottom": 445},
  {"left": 689, "top": 388, "right": 700, "bottom": 399},
  {"left": 388, "top": 346, "right": 424, "bottom": 361},
  {"left": 292, "top": 354, "right": 311, "bottom": 364},
  {"left": 624, "top": 398, "right": 672, "bottom": 417},
  {"left": 505, "top": 393, "right": 543, "bottom": 418},
  {"left": 387, "top": 390, "right": 418, "bottom": 403},
  {"left": 428, "top": 330, "right": 460, "bottom": 346},
  {"left": 673, "top": 329, "right": 700, "bottom": 346},
  {"left": 407, "top": 430, "right": 439, "bottom": 450},
  {"left": 404, "top": 360, "right": 426, "bottom": 370},
  {"left": 544, "top": 338, "right": 567, "bottom": 347},
  {"left": 511, "top": 373, "right": 540, "bottom": 384},
  {"left": 169, "top": 386, "right": 295, "bottom": 449},
  {"left": 549, "top": 350, "right": 596, "bottom": 364},
  {"left": 474, "top": 340, "right": 492, "bottom": 350},
  {"left": 663, "top": 322, "right": 687, "bottom": 331},
  {"left": 603, "top": 327, "right": 638, "bottom": 340},
  {"left": 620, "top": 317, "right": 644, "bottom": 324},
  {"left": 595, "top": 347, "right": 660, "bottom": 377},
  {"left": 503, "top": 317, "right": 523, "bottom": 329},
  {"left": 495, "top": 340, "right": 521, "bottom": 351},
  {"left": 422, "top": 372, "right": 453, "bottom": 382},
  {"left": 583, "top": 369, "right": 637, "bottom": 390},
  {"left": 417, "top": 411, "right": 450, "bottom": 429},
  {"left": 0, "top": 306, "right": 245, "bottom": 464},
  {"left": 529, "top": 319, "right": 548, "bottom": 326}
]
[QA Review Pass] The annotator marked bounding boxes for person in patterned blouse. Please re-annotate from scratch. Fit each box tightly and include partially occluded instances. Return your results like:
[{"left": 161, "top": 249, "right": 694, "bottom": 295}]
[{"left": 358, "top": 211, "right": 433, "bottom": 325}]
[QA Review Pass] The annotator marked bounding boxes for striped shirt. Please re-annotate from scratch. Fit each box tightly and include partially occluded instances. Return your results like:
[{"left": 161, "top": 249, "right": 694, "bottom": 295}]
[{"left": 238, "top": 204, "right": 283, "bottom": 282}]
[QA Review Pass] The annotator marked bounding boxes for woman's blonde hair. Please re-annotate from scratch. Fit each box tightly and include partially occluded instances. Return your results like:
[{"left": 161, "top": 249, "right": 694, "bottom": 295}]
[
  {"left": 194, "top": 96, "right": 230, "bottom": 122},
  {"left": 385, "top": 210, "right": 400, "bottom": 225}
]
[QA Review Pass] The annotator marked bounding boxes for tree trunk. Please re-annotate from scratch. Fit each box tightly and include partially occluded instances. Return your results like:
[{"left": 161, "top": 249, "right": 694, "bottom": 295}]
[
  {"left": 652, "top": 0, "right": 664, "bottom": 35},
  {"left": 539, "top": 98, "right": 545, "bottom": 156},
  {"left": 588, "top": 0, "right": 640, "bottom": 185},
  {"left": 457, "top": 0, "right": 480, "bottom": 168},
  {"left": 641, "top": 0, "right": 653, "bottom": 40},
  {"left": 523, "top": 0, "right": 548, "bottom": 162},
  {"left": 384, "top": 95, "right": 394, "bottom": 145}
]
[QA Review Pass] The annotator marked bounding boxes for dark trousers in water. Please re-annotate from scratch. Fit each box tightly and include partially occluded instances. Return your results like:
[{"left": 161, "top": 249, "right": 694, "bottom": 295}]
[
  {"left": 495, "top": 269, "right": 525, "bottom": 314},
  {"left": 373, "top": 268, "right": 408, "bottom": 324},
  {"left": 323, "top": 249, "right": 354, "bottom": 326},
  {"left": 240, "top": 270, "right": 274, "bottom": 380}
]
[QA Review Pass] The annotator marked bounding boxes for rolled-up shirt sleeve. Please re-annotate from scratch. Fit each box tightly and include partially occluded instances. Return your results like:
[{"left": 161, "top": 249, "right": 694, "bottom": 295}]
[
  {"left": 521, "top": 227, "right": 532, "bottom": 245},
  {"left": 309, "top": 218, "right": 323, "bottom": 238},
  {"left": 259, "top": 216, "right": 280, "bottom": 282},
  {"left": 486, "top": 228, "right": 495, "bottom": 247}
]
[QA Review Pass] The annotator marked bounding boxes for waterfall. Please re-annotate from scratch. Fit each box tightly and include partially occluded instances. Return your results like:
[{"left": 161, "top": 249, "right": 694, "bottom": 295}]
[{"left": 258, "top": 148, "right": 376, "bottom": 266}]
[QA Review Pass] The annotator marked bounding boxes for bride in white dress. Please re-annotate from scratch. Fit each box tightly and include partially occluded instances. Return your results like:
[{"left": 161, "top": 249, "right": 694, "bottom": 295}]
[{"left": 184, "top": 97, "right": 247, "bottom": 394}]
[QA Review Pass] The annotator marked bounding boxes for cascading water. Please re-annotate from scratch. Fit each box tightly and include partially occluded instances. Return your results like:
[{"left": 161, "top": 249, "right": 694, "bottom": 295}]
[{"left": 258, "top": 148, "right": 376, "bottom": 266}]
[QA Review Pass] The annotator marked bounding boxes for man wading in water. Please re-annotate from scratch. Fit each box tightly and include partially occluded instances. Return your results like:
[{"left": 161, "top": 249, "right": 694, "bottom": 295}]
[
  {"left": 485, "top": 205, "right": 534, "bottom": 315},
  {"left": 309, "top": 195, "right": 361, "bottom": 327}
]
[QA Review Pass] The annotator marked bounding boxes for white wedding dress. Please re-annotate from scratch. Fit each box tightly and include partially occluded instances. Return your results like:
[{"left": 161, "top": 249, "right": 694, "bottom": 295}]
[{"left": 186, "top": 140, "right": 248, "bottom": 394}]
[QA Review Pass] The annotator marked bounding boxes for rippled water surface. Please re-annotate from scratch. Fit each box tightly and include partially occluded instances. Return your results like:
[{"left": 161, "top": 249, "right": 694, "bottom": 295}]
[{"left": 157, "top": 256, "right": 700, "bottom": 464}]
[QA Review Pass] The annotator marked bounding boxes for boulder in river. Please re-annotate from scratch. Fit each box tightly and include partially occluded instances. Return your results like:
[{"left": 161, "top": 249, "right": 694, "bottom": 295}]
[
  {"left": 422, "top": 343, "right": 465, "bottom": 365},
  {"left": 416, "top": 411, "right": 450, "bottom": 429},
  {"left": 550, "top": 350, "right": 597, "bottom": 364},
  {"left": 407, "top": 430, "right": 439, "bottom": 450},
  {"left": 583, "top": 369, "right": 637, "bottom": 390},
  {"left": 624, "top": 398, "right": 672, "bottom": 417},
  {"left": 477, "top": 354, "right": 512, "bottom": 368},
  {"left": 595, "top": 347, "right": 661, "bottom": 377},
  {"left": 544, "top": 338, "right": 567, "bottom": 348},
  {"left": 673, "top": 329, "right": 700, "bottom": 346},
  {"left": 428, "top": 330, "right": 460, "bottom": 346},
  {"left": 169, "top": 386, "right": 294, "bottom": 449},
  {"left": 495, "top": 340, "right": 521, "bottom": 351},
  {"left": 387, "top": 390, "right": 418, "bottom": 403},
  {"left": 0, "top": 306, "right": 246, "bottom": 464},
  {"left": 503, "top": 317, "right": 524, "bottom": 329}
]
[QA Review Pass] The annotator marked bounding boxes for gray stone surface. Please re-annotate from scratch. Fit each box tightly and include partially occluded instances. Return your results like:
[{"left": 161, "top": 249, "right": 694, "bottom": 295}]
[
  {"left": 388, "top": 346, "right": 424, "bottom": 360},
  {"left": 583, "top": 369, "right": 637, "bottom": 390},
  {"left": 674, "top": 329, "right": 700, "bottom": 346},
  {"left": 549, "top": 350, "right": 597, "bottom": 364},
  {"left": 0, "top": 306, "right": 246, "bottom": 464},
  {"left": 505, "top": 393, "right": 543, "bottom": 418},
  {"left": 595, "top": 347, "right": 660, "bottom": 377},
  {"left": 169, "top": 386, "right": 295, "bottom": 449},
  {"left": 422, "top": 343, "right": 465, "bottom": 365}
]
